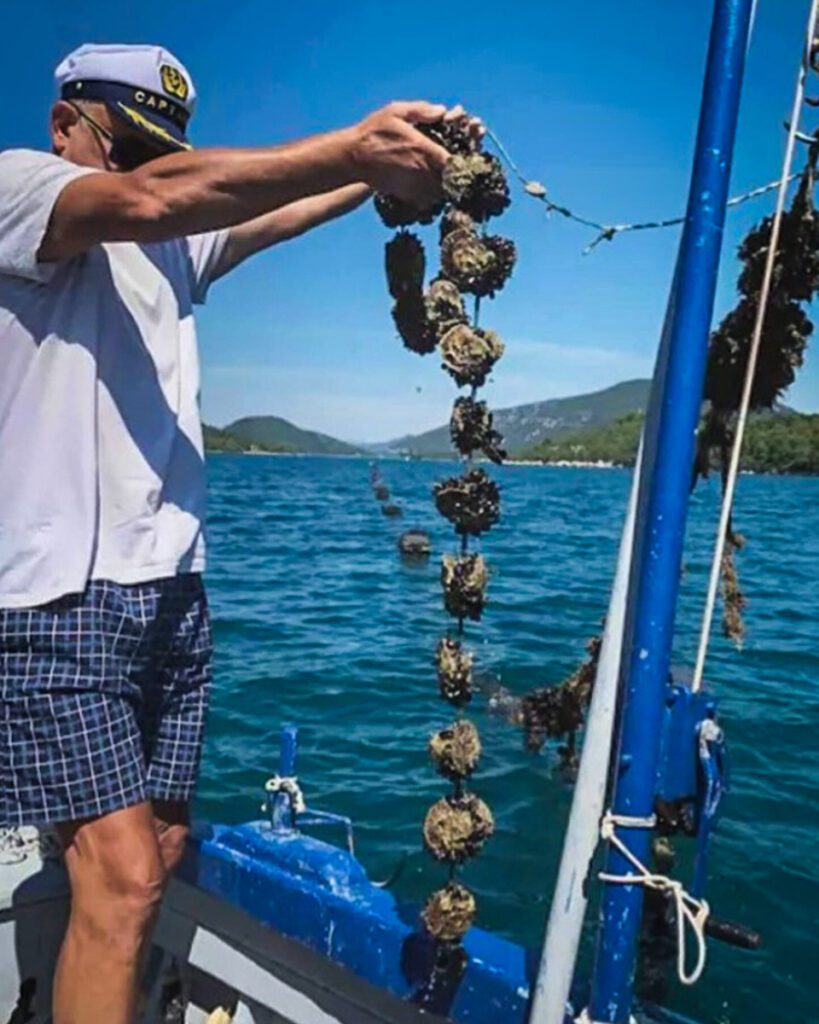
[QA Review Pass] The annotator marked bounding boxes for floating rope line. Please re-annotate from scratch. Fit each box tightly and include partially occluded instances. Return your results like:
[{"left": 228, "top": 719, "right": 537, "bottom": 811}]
[
  {"left": 692, "top": 0, "right": 819, "bottom": 689},
  {"left": 598, "top": 812, "right": 710, "bottom": 987},
  {"left": 375, "top": 119, "right": 516, "bottom": 961},
  {"left": 484, "top": 124, "right": 802, "bottom": 254}
]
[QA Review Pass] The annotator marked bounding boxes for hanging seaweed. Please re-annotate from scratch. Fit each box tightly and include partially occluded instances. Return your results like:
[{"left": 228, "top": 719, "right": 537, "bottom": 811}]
[
  {"left": 695, "top": 144, "right": 819, "bottom": 645},
  {"left": 375, "top": 114, "right": 514, "bottom": 954}
]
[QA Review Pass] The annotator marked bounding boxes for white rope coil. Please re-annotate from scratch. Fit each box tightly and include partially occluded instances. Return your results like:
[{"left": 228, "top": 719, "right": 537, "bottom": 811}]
[
  {"left": 264, "top": 775, "right": 306, "bottom": 814},
  {"left": 598, "top": 812, "right": 710, "bottom": 987}
]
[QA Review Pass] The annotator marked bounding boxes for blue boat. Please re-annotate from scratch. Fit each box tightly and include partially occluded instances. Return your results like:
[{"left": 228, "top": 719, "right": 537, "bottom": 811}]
[{"left": 0, "top": 0, "right": 796, "bottom": 1020}]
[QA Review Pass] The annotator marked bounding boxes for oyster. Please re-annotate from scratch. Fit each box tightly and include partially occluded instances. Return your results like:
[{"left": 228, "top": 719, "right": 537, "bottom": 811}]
[
  {"left": 392, "top": 291, "right": 437, "bottom": 355},
  {"left": 385, "top": 231, "right": 425, "bottom": 299},
  {"left": 441, "top": 553, "right": 488, "bottom": 621},
  {"left": 425, "top": 278, "right": 468, "bottom": 338},
  {"left": 442, "top": 153, "right": 510, "bottom": 222},
  {"left": 374, "top": 192, "right": 444, "bottom": 229},
  {"left": 450, "top": 396, "right": 506, "bottom": 463},
  {"left": 439, "top": 324, "right": 504, "bottom": 388},
  {"left": 422, "top": 882, "right": 477, "bottom": 942},
  {"left": 418, "top": 118, "right": 477, "bottom": 156},
  {"left": 422, "top": 793, "right": 494, "bottom": 863},
  {"left": 436, "top": 636, "right": 473, "bottom": 706},
  {"left": 434, "top": 469, "right": 500, "bottom": 536},
  {"left": 439, "top": 207, "right": 477, "bottom": 243},
  {"left": 440, "top": 229, "right": 495, "bottom": 293},
  {"left": 428, "top": 719, "right": 481, "bottom": 780}
]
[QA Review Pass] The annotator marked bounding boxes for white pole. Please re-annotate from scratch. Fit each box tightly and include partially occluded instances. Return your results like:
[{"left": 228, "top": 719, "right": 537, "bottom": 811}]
[{"left": 527, "top": 443, "right": 642, "bottom": 1024}]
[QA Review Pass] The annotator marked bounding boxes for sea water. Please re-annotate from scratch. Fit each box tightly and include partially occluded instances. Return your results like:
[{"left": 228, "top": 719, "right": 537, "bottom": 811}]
[{"left": 197, "top": 454, "right": 819, "bottom": 1024}]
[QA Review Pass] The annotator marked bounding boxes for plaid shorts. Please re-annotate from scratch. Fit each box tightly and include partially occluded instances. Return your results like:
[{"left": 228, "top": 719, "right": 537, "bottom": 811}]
[{"left": 0, "top": 574, "right": 212, "bottom": 826}]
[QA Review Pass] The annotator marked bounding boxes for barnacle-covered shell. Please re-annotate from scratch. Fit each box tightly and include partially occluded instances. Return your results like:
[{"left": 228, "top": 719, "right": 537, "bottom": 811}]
[
  {"left": 439, "top": 207, "right": 478, "bottom": 243},
  {"left": 422, "top": 883, "right": 477, "bottom": 942},
  {"left": 441, "top": 553, "right": 488, "bottom": 621},
  {"left": 481, "top": 236, "right": 517, "bottom": 297},
  {"left": 423, "top": 793, "right": 494, "bottom": 863},
  {"left": 440, "top": 230, "right": 495, "bottom": 293},
  {"left": 418, "top": 118, "right": 478, "bottom": 156},
  {"left": 429, "top": 720, "right": 481, "bottom": 780},
  {"left": 436, "top": 636, "right": 473, "bottom": 706},
  {"left": 450, "top": 397, "right": 506, "bottom": 463},
  {"left": 434, "top": 468, "right": 501, "bottom": 536},
  {"left": 440, "top": 231, "right": 516, "bottom": 298},
  {"left": 425, "top": 278, "right": 468, "bottom": 338},
  {"left": 439, "top": 324, "right": 505, "bottom": 388},
  {"left": 385, "top": 231, "right": 425, "bottom": 299},
  {"left": 392, "top": 291, "right": 437, "bottom": 355},
  {"left": 374, "top": 192, "right": 444, "bottom": 229},
  {"left": 442, "top": 153, "right": 510, "bottom": 222}
]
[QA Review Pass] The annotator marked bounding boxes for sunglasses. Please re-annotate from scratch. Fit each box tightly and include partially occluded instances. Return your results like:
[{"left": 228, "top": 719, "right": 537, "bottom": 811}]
[{"left": 68, "top": 101, "right": 165, "bottom": 171}]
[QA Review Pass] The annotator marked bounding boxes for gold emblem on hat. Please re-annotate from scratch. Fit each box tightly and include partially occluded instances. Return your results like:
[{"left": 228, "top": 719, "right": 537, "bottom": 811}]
[{"left": 160, "top": 64, "right": 189, "bottom": 101}]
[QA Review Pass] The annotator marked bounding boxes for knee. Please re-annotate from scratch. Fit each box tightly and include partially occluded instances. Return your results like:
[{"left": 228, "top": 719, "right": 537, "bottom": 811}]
[
  {"left": 157, "top": 823, "right": 189, "bottom": 875},
  {"left": 62, "top": 812, "right": 168, "bottom": 947},
  {"left": 71, "top": 851, "right": 166, "bottom": 957}
]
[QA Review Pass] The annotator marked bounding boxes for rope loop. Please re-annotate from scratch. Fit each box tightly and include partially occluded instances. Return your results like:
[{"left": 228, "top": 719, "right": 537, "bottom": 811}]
[{"left": 598, "top": 811, "right": 710, "bottom": 987}]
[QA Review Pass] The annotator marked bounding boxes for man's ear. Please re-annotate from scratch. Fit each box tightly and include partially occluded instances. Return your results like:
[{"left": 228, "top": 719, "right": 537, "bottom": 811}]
[{"left": 50, "top": 100, "right": 80, "bottom": 156}]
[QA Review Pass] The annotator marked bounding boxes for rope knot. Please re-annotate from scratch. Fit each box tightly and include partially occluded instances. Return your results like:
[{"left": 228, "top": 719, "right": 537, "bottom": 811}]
[
  {"left": 598, "top": 809, "right": 710, "bottom": 986},
  {"left": 264, "top": 775, "right": 306, "bottom": 815}
]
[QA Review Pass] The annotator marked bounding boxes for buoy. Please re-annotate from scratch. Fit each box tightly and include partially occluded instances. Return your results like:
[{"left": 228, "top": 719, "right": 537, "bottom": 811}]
[
  {"left": 382, "top": 503, "right": 402, "bottom": 517},
  {"left": 398, "top": 529, "right": 431, "bottom": 558}
]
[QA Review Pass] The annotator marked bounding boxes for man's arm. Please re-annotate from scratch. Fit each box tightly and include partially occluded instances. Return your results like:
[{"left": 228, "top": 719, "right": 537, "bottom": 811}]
[
  {"left": 211, "top": 182, "right": 372, "bottom": 281},
  {"left": 39, "top": 101, "right": 449, "bottom": 262}
]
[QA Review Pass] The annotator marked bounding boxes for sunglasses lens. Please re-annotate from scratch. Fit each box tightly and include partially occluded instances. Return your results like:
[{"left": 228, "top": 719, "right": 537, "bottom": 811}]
[{"left": 109, "top": 137, "right": 162, "bottom": 171}]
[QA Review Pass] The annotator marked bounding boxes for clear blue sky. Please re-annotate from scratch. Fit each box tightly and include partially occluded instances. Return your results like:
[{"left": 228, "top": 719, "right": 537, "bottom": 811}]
[{"left": 3, "top": 1, "right": 817, "bottom": 441}]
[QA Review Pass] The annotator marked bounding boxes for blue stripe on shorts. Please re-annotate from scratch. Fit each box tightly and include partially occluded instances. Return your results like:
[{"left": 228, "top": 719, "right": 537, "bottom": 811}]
[{"left": 0, "top": 575, "right": 212, "bottom": 826}]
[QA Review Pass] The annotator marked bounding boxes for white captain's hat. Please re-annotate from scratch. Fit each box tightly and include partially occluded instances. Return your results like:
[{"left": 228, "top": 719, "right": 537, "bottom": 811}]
[{"left": 55, "top": 43, "right": 196, "bottom": 151}]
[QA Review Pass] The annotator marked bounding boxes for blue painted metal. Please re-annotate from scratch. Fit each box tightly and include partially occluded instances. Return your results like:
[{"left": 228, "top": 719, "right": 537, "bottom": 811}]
[
  {"left": 588, "top": 2, "right": 754, "bottom": 1020},
  {"left": 279, "top": 722, "right": 298, "bottom": 775},
  {"left": 179, "top": 821, "right": 533, "bottom": 1023},
  {"left": 265, "top": 725, "right": 357, "bottom": 852},
  {"left": 178, "top": 819, "right": 705, "bottom": 1024},
  {"left": 692, "top": 719, "right": 727, "bottom": 897},
  {"left": 655, "top": 687, "right": 717, "bottom": 804}
]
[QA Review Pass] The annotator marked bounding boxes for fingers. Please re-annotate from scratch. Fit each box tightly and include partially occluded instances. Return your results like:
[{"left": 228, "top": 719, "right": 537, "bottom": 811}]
[{"left": 389, "top": 100, "right": 448, "bottom": 124}]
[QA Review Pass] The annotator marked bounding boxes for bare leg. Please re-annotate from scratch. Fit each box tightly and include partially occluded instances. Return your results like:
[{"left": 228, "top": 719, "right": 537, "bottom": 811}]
[{"left": 53, "top": 802, "right": 166, "bottom": 1024}]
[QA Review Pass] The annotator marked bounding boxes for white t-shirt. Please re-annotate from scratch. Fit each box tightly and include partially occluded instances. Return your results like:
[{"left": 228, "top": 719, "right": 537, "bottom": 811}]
[{"left": 0, "top": 148, "right": 228, "bottom": 608}]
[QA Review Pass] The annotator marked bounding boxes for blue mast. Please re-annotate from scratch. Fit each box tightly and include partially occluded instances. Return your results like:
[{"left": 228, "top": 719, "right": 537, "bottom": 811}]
[{"left": 588, "top": 2, "right": 754, "bottom": 1021}]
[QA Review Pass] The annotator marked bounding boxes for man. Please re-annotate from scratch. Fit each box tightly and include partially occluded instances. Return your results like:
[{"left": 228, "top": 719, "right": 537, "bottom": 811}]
[{"left": 0, "top": 42, "right": 464, "bottom": 1024}]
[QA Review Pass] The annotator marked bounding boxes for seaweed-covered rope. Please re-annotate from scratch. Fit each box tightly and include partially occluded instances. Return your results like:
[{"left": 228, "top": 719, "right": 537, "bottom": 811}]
[{"left": 691, "top": 0, "right": 819, "bottom": 693}]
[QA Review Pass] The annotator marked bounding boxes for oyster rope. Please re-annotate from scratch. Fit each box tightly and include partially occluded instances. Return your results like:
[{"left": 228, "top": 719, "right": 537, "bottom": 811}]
[{"left": 375, "top": 116, "right": 515, "bottom": 950}]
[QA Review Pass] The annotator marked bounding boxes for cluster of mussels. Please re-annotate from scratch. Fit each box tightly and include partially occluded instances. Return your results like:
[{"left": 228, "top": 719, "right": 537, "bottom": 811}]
[
  {"left": 695, "top": 148, "right": 819, "bottom": 645},
  {"left": 375, "top": 118, "right": 515, "bottom": 949}
]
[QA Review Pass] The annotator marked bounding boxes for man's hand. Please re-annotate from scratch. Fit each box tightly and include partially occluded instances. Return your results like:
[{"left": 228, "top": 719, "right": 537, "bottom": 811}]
[{"left": 348, "top": 101, "right": 451, "bottom": 206}]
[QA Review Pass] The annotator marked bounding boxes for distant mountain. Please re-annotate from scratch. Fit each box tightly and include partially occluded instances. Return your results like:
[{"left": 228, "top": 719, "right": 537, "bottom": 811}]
[
  {"left": 386, "top": 379, "right": 652, "bottom": 456},
  {"left": 524, "top": 410, "right": 819, "bottom": 474},
  {"left": 209, "top": 415, "right": 363, "bottom": 456}
]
